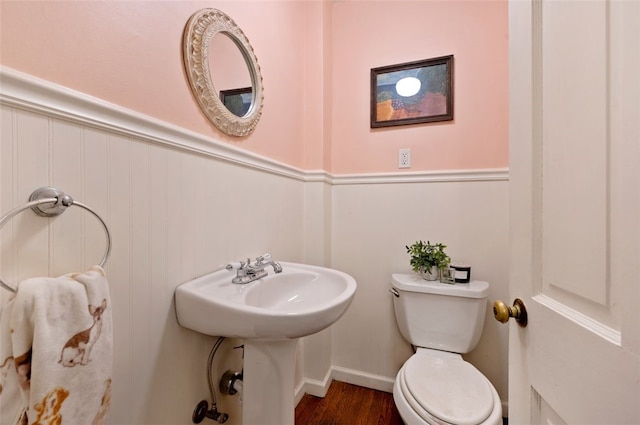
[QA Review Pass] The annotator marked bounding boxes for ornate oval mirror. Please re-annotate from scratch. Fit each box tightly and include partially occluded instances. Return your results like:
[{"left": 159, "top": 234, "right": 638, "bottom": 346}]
[{"left": 183, "top": 9, "right": 264, "bottom": 137}]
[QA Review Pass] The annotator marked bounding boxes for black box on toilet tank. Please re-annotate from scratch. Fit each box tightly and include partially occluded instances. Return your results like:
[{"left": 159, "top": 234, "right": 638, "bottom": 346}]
[{"left": 451, "top": 263, "right": 471, "bottom": 283}]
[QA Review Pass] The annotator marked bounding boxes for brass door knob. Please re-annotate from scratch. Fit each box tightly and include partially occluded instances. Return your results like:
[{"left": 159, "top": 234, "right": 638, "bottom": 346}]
[{"left": 493, "top": 298, "right": 528, "bottom": 327}]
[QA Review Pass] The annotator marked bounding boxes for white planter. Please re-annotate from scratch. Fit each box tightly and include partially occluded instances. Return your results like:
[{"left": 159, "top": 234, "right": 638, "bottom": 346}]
[{"left": 420, "top": 266, "right": 439, "bottom": 281}]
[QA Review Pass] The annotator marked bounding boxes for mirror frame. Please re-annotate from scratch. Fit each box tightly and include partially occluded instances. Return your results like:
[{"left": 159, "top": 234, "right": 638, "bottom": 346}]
[{"left": 183, "top": 9, "right": 264, "bottom": 137}]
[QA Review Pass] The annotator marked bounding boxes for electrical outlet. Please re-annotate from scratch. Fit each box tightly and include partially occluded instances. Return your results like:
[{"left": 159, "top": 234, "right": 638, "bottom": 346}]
[{"left": 399, "top": 149, "right": 411, "bottom": 168}]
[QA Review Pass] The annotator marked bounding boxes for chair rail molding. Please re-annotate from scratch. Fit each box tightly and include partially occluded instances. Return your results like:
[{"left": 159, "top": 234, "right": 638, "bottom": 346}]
[{"left": 0, "top": 66, "right": 508, "bottom": 185}]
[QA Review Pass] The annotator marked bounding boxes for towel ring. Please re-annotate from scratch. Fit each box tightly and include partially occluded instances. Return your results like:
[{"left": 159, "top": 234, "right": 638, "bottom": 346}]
[{"left": 0, "top": 187, "right": 112, "bottom": 293}]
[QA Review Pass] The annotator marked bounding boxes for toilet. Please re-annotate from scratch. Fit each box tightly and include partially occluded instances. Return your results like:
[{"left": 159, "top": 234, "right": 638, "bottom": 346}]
[{"left": 391, "top": 273, "right": 502, "bottom": 425}]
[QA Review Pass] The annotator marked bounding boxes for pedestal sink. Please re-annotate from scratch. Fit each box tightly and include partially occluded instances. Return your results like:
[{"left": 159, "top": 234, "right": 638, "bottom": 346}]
[{"left": 175, "top": 262, "right": 357, "bottom": 425}]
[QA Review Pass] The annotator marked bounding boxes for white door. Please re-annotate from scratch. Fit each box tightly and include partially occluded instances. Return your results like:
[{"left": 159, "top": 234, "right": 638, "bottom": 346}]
[{"left": 508, "top": 0, "right": 640, "bottom": 423}]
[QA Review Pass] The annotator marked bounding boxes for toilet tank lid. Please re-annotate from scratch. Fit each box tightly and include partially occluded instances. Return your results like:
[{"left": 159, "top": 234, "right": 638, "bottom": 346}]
[{"left": 392, "top": 274, "right": 489, "bottom": 298}]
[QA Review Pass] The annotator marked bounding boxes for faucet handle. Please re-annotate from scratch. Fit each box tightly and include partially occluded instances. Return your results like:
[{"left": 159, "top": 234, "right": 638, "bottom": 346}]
[
  {"left": 256, "top": 253, "right": 272, "bottom": 263},
  {"left": 225, "top": 261, "right": 244, "bottom": 271}
]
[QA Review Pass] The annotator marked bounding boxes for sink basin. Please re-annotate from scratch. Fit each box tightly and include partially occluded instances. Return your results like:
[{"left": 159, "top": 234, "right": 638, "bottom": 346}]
[{"left": 175, "top": 262, "right": 357, "bottom": 339}]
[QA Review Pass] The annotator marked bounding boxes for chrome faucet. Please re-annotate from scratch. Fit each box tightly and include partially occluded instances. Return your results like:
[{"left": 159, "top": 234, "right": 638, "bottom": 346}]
[{"left": 226, "top": 253, "right": 283, "bottom": 284}]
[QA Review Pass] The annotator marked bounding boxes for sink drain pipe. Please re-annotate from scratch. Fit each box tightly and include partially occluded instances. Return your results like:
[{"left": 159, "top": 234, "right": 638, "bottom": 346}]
[
  {"left": 192, "top": 337, "right": 229, "bottom": 424},
  {"left": 220, "top": 369, "right": 243, "bottom": 396}
]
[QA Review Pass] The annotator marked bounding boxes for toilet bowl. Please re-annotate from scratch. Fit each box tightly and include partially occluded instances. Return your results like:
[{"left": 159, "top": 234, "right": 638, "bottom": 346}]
[
  {"left": 390, "top": 274, "right": 502, "bottom": 425},
  {"left": 393, "top": 349, "right": 502, "bottom": 425}
]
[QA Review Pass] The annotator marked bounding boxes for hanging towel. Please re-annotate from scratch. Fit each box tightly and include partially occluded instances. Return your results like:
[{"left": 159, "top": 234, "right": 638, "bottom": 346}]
[
  {"left": 0, "top": 266, "right": 112, "bottom": 425},
  {"left": 0, "top": 295, "right": 27, "bottom": 425}
]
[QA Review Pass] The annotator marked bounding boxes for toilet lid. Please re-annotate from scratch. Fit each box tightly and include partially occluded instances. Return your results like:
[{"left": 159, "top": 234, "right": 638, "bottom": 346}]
[{"left": 403, "top": 352, "right": 494, "bottom": 425}]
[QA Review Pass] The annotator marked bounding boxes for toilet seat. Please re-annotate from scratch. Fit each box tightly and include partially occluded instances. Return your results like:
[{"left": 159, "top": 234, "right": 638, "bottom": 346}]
[{"left": 396, "top": 350, "right": 498, "bottom": 425}]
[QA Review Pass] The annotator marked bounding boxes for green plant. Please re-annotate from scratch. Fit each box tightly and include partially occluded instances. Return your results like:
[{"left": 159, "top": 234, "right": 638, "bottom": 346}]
[{"left": 405, "top": 240, "right": 451, "bottom": 273}]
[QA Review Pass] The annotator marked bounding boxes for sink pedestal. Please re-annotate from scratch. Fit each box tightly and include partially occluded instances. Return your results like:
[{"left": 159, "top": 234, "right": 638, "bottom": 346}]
[{"left": 242, "top": 339, "right": 298, "bottom": 425}]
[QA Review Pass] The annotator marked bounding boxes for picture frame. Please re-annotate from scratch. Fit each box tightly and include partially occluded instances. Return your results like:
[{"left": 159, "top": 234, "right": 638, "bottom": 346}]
[
  {"left": 219, "top": 87, "right": 253, "bottom": 117},
  {"left": 370, "top": 55, "right": 453, "bottom": 128}
]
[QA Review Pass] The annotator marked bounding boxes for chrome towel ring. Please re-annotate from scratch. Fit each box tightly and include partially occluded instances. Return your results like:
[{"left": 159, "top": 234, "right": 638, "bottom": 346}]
[{"left": 0, "top": 187, "right": 112, "bottom": 293}]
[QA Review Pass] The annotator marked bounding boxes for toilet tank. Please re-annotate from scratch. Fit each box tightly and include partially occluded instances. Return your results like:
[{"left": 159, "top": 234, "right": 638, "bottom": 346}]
[{"left": 391, "top": 274, "right": 489, "bottom": 353}]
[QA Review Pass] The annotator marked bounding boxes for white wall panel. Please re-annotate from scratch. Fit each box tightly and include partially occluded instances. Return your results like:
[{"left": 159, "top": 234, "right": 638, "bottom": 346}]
[
  {"left": 81, "top": 127, "right": 109, "bottom": 273},
  {"left": 15, "top": 110, "right": 49, "bottom": 283},
  {"left": 50, "top": 120, "right": 83, "bottom": 276},
  {"left": 106, "top": 133, "right": 133, "bottom": 424},
  {"left": 0, "top": 106, "right": 14, "bottom": 304}
]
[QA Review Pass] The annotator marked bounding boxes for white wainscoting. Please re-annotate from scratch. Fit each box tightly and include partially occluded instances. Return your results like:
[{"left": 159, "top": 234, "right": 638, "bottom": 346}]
[{"left": 0, "top": 67, "right": 510, "bottom": 423}]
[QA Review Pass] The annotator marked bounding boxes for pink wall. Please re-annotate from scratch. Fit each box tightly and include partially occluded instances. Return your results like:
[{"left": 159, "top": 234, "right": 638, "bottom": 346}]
[
  {"left": 301, "top": 1, "right": 333, "bottom": 171},
  {"left": 330, "top": 1, "right": 508, "bottom": 173},
  {"left": 0, "top": 1, "right": 508, "bottom": 174},
  {"left": 0, "top": 1, "right": 309, "bottom": 167}
]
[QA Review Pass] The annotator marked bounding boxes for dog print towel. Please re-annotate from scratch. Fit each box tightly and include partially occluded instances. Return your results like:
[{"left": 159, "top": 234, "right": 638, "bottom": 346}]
[{"left": 0, "top": 266, "right": 112, "bottom": 425}]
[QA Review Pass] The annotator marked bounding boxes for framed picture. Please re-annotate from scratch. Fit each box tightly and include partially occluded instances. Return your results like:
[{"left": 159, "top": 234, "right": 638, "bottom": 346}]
[
  {"left": 220, "top": 87, "right": 253, "bottom": 117},
  {"left": 370, "top": 55, "right": 453, "bottom": 128}
]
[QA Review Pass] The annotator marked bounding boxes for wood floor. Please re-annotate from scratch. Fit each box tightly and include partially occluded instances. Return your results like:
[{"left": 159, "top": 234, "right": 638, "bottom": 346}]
[
  {"left": 295, "top": 380, "right": 403, "bottom": 425},
  {"left": 295, "top": 380, "right": 508, "bottom": 425}
]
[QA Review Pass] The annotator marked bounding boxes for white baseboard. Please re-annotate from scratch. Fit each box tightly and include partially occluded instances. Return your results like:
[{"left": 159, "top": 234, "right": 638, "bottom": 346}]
[
  {"left": 295, "top": 365, "right": 396, "bottom": 406},
  {"left": 331, "top": 366, "right": 395, "bottom": 393},
  {"left": 294, "top": 367, "right": 333, "bottom": 406},
  {"left": 294, "top": 382, "right": 306, "bottom": 407}
]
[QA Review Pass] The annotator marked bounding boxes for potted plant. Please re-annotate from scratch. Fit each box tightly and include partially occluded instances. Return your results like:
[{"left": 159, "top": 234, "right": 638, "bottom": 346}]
[{"left": 406, "top": 240, "right": 451, "bottom": 281}]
